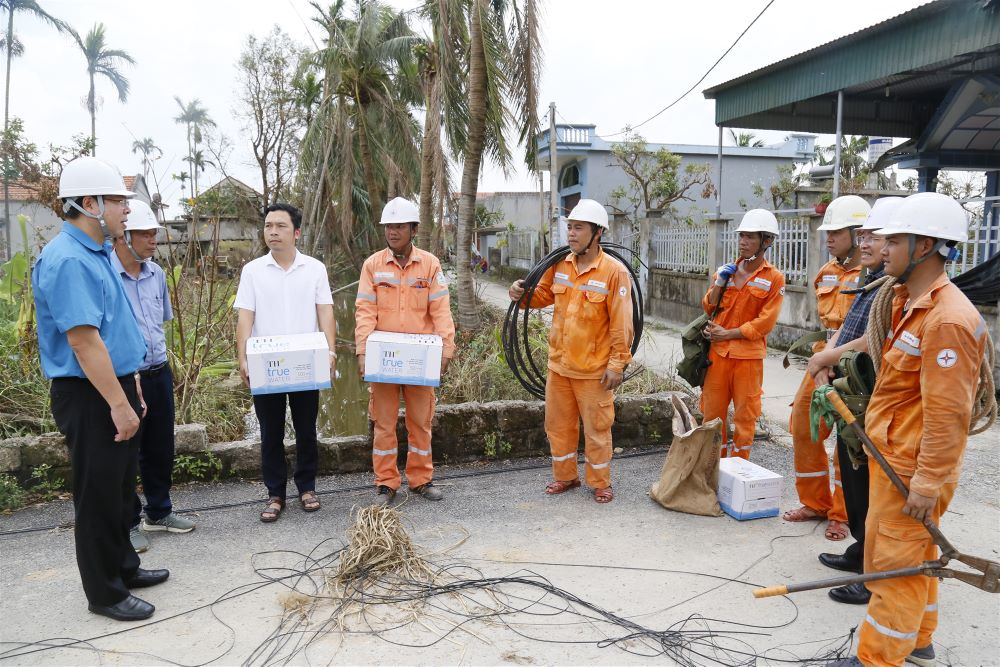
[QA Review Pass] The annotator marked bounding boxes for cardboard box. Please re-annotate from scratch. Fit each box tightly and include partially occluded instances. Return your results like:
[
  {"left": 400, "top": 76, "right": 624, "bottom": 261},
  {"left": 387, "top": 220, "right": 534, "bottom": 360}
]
[
  {"left": 246, "top": 332, "right": 331, "bottom": 396},
  {"left": 364, "top": 331, "right": 443, "bottom": 387},
  {"left": 717, "top": 457, "right": 784, "bottom": 520}
]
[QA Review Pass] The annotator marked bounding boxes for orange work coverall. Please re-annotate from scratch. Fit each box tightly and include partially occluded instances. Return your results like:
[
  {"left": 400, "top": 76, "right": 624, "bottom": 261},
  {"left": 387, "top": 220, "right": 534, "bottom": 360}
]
[
  {"left": 355, "top": 247, "right": 456, "bottom": 491},
  {"left": 523, "top": 248, "right": 634, "bottom": 489},
  {"left": 700, "top": 261, "right": 785, "bottom": 459},
  {"left": 790, "top": 259, "right": 861, "bottom": 521},
  {"left": 857, "top": 275, "right": 987, "bottom": 667}
]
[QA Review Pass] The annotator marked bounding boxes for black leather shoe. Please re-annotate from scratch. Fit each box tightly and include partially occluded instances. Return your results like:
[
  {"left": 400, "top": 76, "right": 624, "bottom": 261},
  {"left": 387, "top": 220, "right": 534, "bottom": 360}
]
[
  {"left": 819, "top": 552, "right": 862, "bottom": 574},
  {"left": 829, "top": 582, "right": 871, "bottom": 605},
  {"left": 125, "top": 568, "right": 170, "bottom": 589},
  {"left": 88, "top": 594, "right": 154, "bottom": 621}
]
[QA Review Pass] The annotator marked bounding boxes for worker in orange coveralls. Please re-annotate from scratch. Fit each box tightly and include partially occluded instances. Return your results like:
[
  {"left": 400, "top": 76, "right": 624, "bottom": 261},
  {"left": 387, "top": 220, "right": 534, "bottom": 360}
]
[
  {"left": 355, "top": 197, "right": 456, "bottom": 506},
  {"left": 783, "top": 195, "right": 870, "bottom": 543},
  {"left": 700, "top": 209, "right": 785, "bottom": 460},
  {"left": 830, "top": 192, "right": 988, "bottom": 667},
  {"left": 507, "top": 199, "right": 633, "bottom": 503}
]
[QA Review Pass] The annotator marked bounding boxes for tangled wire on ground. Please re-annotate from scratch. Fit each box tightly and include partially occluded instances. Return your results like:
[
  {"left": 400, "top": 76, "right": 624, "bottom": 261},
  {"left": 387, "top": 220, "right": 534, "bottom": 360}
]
[{"left": 242, "top": 505, "right": 855, "bottom": 667}]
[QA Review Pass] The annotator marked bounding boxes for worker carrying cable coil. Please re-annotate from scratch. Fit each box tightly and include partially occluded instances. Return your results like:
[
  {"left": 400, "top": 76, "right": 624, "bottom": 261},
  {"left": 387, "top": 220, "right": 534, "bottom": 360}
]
[{"left": 506, "top": 199, "right": 637, "bottom": 504}]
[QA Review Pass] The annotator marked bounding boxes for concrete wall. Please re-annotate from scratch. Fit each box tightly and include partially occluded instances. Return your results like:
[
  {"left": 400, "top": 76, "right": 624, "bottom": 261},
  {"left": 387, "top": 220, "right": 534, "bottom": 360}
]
[
  {"left": 478, "top": 192, "right": 548, "bottom": 232},
  {"left": 7, "top": 201, "right": 62, "bottom": 255},
  {"left": 0, "top": 392, "right": 688, "bottom": 485},
  {"left": 647, "top": 270, "right": 815, "bottom": 348}
]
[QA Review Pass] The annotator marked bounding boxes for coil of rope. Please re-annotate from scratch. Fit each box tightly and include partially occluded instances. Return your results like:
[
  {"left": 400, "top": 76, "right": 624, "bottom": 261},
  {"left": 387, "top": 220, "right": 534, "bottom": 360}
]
[
  {"left": 866, "top": 276, "right": 997, "bottom": 435},
  {"left": 502, "top": 242, "right": 644, "bottom": 399}
]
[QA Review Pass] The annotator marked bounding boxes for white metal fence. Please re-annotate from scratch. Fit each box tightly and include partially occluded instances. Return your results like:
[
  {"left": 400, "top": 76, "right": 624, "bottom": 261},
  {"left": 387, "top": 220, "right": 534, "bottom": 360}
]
[
  {"left": 720, "top": 217, "right": 810, "bottom": 284},
  {"left": 651, "top": 223, "right": 709, "bottom": 273},
  {"left": 948, "top": 214, "right": 1000, "bottom": 278}
]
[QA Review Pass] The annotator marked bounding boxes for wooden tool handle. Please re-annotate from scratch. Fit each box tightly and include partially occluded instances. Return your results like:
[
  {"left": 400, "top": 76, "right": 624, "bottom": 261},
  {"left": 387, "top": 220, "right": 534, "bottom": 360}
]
[
  {"left": 827, "top": 390, "right": 856, "bottom": 424},
  {"left": 752, "top": 585, "right": 789, "bottom": 599}
]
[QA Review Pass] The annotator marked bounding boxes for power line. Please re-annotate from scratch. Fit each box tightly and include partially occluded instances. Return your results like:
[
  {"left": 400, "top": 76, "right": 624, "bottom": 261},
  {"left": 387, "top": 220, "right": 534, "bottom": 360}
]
[{"left": 599, "top": 0, "right": 777, "bottom": 139}]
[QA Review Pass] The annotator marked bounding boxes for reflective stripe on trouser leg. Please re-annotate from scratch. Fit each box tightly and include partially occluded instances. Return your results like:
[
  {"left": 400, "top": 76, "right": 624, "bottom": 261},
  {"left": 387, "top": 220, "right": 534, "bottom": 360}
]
[
  {"left": 402, "top": 384, "right": 435, "bottom": 488},
  {"left": 858, "top": 466, "right": 956, "bottom": 667},
  {"left": 700, "top": 349, "right": 733, "bottom": 456},
  {"left": 729, "top": 357, "right": 763, "bottom": 460},
  {"left": 545, "top": 372, "right": 580, "bottom": 482},
  {"left": 790, "top": 370, "right": 834, "bottom": 514},
  {"left": 575, "top": 378, "right": 614, "bottom": 490},
  {"left": 369, "top": 383, "right": 403, "bottom": 490}
]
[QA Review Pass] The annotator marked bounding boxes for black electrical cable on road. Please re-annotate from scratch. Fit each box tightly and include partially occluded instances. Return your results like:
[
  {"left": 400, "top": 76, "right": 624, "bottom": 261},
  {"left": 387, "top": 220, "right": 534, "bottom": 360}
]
[{"left": 502, "top": 242, "right": 645, "bottom": 399}]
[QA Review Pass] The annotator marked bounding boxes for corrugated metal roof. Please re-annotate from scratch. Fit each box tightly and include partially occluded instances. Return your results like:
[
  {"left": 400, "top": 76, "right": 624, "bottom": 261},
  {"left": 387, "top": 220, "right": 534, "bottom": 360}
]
[{"left": 703, "top": 0, "right": 1000, "bottom": 129}]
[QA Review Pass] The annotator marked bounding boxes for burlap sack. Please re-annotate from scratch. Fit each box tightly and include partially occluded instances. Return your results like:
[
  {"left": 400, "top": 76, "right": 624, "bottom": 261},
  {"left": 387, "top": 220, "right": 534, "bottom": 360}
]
[{"left": 649, "top": 394, "right": 723, "bottom": 516}]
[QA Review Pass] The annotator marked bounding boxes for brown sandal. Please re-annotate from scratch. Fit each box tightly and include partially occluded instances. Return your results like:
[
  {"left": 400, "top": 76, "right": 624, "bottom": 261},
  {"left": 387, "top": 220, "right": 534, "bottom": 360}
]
[
  {"left": 594, "top": 486, "right": 614, "bottom": 503},
  {"left": 782, "top": 506, "right": 825, "bottom": 522},
  {"left": 545, "top": 479, "right": 581, "bottom": 495},
  {"left": 300, "top": 491, "right": 321, "bottom": 512},
  {"left": 825, "top": 519, "right": 849, "bottom": 541},
  {"left": 260, "top": 497, "right": 284, "bottom": 523}
]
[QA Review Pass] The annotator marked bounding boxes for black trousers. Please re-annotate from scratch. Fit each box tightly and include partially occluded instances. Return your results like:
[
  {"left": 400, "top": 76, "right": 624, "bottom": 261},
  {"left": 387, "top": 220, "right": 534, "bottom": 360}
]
[
  {"left": 836, "top": 433, "right": 870, "bottom": 568},
  {"left": 133, "top": 365, "right": 176, "bottom": 526},
  {"left": 51, "top": 375, "right": 142, "bottom": 607},
  {"left": 252, "top": 390, "right": 319, "bottom": 498}
]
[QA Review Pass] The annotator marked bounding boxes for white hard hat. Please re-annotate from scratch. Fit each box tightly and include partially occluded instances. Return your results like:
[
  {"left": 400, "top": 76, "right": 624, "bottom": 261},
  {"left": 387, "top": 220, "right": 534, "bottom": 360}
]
[
  {"left": 567, "top": 199, "right": 608, "bottom": 230},
  {"left": 380, "top": 197, "right": 419, "bottom": 224},
  {"left": 817, "top": 195, "right": 870, "bottom": 231},
  {"left": 124, "top": 200, "right": 164, "bottom": 232},
  {"left": 859, "top": 197, "right": 903, "bottom": 232},
  {"left": 58, "top": 156, "right": 135, "bottom": 199},
  {"left": 875, "top": 192, "right": 968, "bottom": 254},
  {"left": 736, "top": 209, "right": 780, "bottom": 237}
]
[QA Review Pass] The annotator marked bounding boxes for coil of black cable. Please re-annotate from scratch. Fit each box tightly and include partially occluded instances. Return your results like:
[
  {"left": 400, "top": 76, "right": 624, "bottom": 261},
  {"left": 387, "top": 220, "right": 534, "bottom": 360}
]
[{"left": 501, "top": 242, "right": 645, "bottom": 399}]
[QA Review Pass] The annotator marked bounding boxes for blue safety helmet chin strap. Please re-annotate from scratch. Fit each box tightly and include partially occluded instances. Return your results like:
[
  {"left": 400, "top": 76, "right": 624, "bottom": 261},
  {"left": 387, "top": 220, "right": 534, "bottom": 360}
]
[{"left": 63, "top": 195, "right": 111, "bottom": 242}]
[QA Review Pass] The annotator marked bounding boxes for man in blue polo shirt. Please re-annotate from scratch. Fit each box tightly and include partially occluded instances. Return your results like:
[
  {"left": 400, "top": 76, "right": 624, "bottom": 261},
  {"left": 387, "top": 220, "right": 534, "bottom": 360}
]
[
  {"left": 33, "top": 157, "right": 169, "bottom": 622},
  {"left": 111, "top": 199, "right": 195, "bottom": 554}
]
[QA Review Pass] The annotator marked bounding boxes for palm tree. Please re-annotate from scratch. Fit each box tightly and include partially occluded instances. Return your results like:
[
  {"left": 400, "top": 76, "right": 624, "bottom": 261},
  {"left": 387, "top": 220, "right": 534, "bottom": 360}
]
[
  {"left": 728, "top": 129, "right": 765, "bottom": 148},
  {"left": 294, "top": 69, "right": 323, "bottom": 128},
  {"left": 299, "top": 0, "right": 422, "bottom": 260},
  {"left": 452, "top": 0, "right": 541, "bottom": 330},
  {"left": 172, "top": 171, "right": 190, "bottom": 199},
  {"left": 414, "top": 0, "right": 468, "bottom": 253},
  {"left": 131, "top": 137, "right": 161, "bottom": 182},
  {"left": 173, "top": 97, "right": 215, "bottom": 195},
  {"left": 70, "top": 23, "right": 134, "bottom": 155},
  {"left": 2, "top": 0, "right": 69, "bottom": 257},
  {"left": 182, "top": 149, "right": 215, "bottom": 197}
]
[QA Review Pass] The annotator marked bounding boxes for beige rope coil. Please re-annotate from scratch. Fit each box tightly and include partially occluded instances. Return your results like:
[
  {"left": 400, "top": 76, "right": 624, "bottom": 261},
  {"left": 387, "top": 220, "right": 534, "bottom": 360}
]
[{"left": 866, "top": 276, "right": 997, "bottom": 435}]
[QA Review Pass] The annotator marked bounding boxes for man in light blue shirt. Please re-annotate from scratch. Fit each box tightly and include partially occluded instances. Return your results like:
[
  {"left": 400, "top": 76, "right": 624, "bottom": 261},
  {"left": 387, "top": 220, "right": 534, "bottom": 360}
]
[
  {"left": 111, "top": 200, "right": 194, "bottom": 553},
  {"left": 33, "top": 157, "right": 169, "bottom": 622}
]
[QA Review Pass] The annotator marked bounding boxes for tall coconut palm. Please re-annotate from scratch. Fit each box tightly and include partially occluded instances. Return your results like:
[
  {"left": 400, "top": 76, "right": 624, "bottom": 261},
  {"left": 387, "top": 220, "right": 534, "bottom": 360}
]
[
  {"left": 173, "top": 97, "right": 215, "bottom": 195},
  {"left": 70, "top": 23, "right": 134, "bottom": 155},
  {"left": 301, "top": 0, "right": 422, "bottom": 259},
  {"left": 414, "top": 0, "right": 468, "bottom": 252},
  {"left": 453, "top": 0, "right": 541, "bottom": 330},
  {"left": 1, "top": 0, "right": 69, "bottom": 258},
  {"left": 131, "top": 137, "right": 161, "bottom": 182},
  {"left": 182, "top": 149, "right": 215, "bottom": 197}
]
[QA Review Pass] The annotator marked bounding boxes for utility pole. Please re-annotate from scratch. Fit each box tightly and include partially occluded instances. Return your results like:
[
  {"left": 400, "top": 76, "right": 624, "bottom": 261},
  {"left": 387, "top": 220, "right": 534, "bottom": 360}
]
[
  {"left": 538, "top": 171, "right": 545, "bottom": 258},
  {"left": 548, "top": 102, "right": 558, "bottom": 250}
]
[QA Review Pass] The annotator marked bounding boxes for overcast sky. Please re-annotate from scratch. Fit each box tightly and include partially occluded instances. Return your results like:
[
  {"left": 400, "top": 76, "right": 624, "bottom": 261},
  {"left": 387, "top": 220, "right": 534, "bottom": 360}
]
[{"left": 7, "top": 0, "right": 925, "bottom": 212}]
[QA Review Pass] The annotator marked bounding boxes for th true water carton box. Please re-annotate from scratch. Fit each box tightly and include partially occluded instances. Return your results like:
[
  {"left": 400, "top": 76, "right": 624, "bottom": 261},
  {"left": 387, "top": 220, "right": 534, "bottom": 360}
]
[
  {"left": 364, "top": 331, "right": 443, "bottom": 387},
  {"left": 246, "top": 332, "right": 331, "bottom": 396},
  {"left": 717, "top": 457, "right": 784, "bottom": 520}
]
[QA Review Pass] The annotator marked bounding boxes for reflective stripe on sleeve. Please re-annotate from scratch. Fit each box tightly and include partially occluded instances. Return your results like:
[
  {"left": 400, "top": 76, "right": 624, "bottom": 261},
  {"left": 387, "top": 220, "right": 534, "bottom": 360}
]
[
  {"left": 429, "top": 290, "right": 448, "bottom": 301},
  {"left": 357, "top": 291, "right": 376, "bottom": 302}
]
